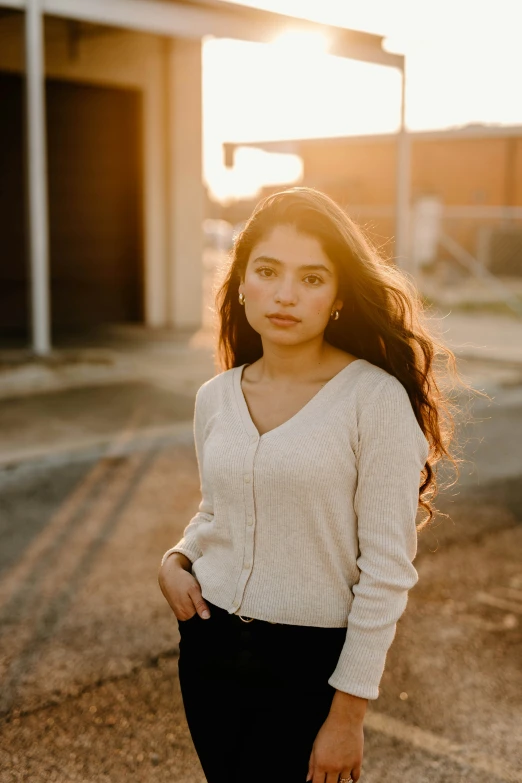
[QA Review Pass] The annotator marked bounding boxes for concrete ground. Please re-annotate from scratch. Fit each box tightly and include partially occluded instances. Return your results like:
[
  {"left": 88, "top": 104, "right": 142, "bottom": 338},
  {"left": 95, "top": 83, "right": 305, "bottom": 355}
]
[{"left": 1, "top": 310, "right": 522, "bottom": 782}]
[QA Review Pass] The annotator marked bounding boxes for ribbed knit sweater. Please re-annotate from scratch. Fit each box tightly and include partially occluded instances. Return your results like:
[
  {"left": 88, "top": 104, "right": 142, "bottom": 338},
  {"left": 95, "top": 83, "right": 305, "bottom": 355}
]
[{"left": 163, "top": 358, "right": 429, "bottom": 699}]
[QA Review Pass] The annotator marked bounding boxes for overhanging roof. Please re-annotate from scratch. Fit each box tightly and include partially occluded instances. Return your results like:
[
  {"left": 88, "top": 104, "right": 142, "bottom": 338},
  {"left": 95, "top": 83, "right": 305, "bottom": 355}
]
[
  {"left": 224, "top": 123, "right": 522, "bottom": 161},
  {"left": 0, "top": 0, "right": 403, "bottom": 68}
]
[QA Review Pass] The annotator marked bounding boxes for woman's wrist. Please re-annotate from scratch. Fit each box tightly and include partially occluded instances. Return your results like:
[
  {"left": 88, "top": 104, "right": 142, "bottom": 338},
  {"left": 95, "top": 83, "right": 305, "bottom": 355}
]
[
  {"left": 161, "top": 551, "right": 192, "bottom": 572},
  {"left": 329, "top": 690, "right": 368, "bottom": 723}
]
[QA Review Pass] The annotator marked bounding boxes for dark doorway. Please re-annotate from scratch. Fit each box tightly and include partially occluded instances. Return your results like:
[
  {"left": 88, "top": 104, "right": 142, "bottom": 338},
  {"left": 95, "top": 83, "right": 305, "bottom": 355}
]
[
  {"left": 47, "top": 78, "right": 144, "bottom": 333},
  {"left": 0, "top": 73, "right": 144, "bottom": 341},
  {"left": 0, "top": 72, "right": 27, "bottom": 340}
]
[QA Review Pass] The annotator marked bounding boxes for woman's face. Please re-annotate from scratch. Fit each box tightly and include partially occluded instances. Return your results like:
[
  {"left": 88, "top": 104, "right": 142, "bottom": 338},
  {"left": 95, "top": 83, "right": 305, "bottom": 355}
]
[{"left": 239, "top": 224, "right": 343, "bottom": 346}]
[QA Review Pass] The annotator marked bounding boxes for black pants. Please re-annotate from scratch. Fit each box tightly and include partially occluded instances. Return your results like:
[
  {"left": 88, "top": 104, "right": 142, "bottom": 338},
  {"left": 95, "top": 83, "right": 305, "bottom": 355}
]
[{"left": 177, "top": 599, "right": 347, "bottom": 783}]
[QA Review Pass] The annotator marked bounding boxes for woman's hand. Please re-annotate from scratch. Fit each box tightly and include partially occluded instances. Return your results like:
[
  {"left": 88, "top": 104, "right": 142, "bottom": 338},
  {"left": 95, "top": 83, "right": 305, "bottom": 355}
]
[
  {"left": 158, "top": 552, "right": 211, "bottom": 621},
  {"left": 306, "top": 691, "right": 366, "bottom": 782}
]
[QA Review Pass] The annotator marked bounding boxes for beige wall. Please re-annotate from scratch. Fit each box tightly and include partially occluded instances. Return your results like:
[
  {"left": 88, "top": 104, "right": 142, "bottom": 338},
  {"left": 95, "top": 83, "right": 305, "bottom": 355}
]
[{"left": 0, "top": 13, "right": 204, "bottom": 330}]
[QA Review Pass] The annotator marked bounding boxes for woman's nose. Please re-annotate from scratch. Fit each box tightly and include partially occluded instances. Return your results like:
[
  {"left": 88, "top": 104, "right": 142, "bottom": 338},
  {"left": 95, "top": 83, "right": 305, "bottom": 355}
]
[{"left": 275, "top": 278, "right": 297, "bottom": 304}]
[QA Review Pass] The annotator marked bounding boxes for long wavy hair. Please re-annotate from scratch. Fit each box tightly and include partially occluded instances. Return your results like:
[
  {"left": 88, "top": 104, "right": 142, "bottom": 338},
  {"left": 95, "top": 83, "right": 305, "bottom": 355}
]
[{"left": 214, "top": 186, "right": 481, "bottom": 530}]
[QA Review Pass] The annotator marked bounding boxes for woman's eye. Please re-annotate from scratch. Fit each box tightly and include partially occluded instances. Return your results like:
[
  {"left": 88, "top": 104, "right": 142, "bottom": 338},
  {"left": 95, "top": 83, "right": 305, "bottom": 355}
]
[
  {"left": 257, "top": 267, "right": 275, "bottom": 277},
  {"left": 256, "top": 268, "right": 323, "bottom": 285}
]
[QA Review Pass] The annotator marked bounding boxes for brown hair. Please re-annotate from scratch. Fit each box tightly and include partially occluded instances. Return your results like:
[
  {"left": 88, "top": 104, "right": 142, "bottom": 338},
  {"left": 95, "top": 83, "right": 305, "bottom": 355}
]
[{"left": 215, "top": 186, "right": 482, "bottom": 529}]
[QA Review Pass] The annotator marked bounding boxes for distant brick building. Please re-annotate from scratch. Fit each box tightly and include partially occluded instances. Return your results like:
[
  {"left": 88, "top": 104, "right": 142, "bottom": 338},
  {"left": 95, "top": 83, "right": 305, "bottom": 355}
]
[{"left": 224, "top": 125, "right": 522, "bottom": 273}]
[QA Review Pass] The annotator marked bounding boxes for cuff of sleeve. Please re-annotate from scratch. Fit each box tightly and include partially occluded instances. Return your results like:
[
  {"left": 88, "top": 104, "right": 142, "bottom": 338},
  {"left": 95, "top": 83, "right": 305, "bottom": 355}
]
[
  {"left": 161, "top": 542, "right": 201, "bottom": 567},
  {"left": 327, "top": 627, "right": 397, "bottom": 700}
]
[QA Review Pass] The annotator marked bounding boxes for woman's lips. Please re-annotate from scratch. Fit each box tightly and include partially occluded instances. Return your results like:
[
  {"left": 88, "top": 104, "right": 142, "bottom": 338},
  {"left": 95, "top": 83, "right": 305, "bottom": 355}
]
[{"left": 266, "top": 315, "right": 300, "bottom": 327}]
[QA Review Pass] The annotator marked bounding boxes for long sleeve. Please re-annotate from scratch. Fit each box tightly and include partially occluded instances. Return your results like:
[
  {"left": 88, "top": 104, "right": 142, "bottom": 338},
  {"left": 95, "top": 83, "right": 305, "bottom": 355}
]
[
  {"left": 161, "top": 384, "right": 214, "bottom": 567},
  {"left": 327, "top": 376, "right": 429, "bottom": 699}
]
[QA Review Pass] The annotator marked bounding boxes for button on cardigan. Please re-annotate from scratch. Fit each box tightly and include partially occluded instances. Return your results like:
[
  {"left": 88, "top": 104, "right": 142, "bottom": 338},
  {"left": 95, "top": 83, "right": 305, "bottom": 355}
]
[{"left": 163, "top": 358, "right": 429, "bottom": 700}]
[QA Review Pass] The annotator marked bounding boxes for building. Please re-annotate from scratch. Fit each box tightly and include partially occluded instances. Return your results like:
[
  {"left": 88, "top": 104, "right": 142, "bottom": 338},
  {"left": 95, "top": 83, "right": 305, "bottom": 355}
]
[
  {"left": 224, "top": 125, "right": 522, "bottom": 275},
  {"left": 0, "top": 0, "right": 405, "bottom": 353}
]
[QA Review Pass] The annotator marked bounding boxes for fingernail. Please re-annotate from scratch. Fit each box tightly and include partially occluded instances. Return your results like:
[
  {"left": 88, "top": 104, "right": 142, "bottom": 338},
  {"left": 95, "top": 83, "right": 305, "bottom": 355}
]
[{"left": 201, "top": 610, "right": 210, "bottom": 619}]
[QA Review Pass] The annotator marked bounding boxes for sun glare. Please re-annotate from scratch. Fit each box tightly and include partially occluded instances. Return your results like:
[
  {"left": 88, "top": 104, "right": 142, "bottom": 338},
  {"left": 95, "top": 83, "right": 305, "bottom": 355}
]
[
  {"left": 202, "top": 1, "right": 522, "bottom": 204},
  {"left": 202, "top": 34, "right": 400, "bottom": 203}
]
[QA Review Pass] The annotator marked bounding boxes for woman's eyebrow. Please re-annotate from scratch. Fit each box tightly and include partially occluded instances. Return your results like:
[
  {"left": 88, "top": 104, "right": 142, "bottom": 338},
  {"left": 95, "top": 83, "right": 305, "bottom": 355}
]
[{"left": 252, "top": 256, "right": 333, "bottom": 276}]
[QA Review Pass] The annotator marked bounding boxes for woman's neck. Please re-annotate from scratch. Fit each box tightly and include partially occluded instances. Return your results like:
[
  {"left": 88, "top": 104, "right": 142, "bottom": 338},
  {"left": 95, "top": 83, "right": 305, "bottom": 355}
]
[{"left": 253, "top": 339, "right": 339, "bottom": 383}]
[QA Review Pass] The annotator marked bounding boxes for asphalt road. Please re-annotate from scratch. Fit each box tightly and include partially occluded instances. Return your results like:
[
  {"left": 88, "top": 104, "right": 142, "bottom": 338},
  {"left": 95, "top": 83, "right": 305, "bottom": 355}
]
[{"left": 0, "top": 375, "right": 521, "bottom": 782}]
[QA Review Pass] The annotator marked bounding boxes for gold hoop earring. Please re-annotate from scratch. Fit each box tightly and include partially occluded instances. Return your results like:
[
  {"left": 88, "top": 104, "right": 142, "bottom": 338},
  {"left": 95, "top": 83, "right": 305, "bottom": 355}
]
[
  {"left": 239, "top": 292, "right": 245, "bottom": 305},
  {"left": 331, "top": 309, "right": 340, "bottom": 321}
]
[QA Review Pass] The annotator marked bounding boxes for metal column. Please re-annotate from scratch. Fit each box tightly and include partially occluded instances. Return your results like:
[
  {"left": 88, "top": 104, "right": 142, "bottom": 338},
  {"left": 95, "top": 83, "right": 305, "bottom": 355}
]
[
  {"left": 25, "top": 0, "right": 51, "bottom": 354},
  {"left": 395, "top": 61, "right": 411, "bottom": 273}
]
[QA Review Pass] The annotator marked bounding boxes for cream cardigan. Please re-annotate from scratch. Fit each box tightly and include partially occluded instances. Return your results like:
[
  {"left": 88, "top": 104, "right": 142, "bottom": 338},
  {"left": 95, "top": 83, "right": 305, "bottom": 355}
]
[{"left": 163, "top": 359, "right": 429, "bottom": 699}]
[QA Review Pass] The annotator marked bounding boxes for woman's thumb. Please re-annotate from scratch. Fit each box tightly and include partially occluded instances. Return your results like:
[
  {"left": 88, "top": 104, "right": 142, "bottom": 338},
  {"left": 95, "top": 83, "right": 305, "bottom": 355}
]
[{"left": 193, "top": 592, "right": 211, "bottom": 619}]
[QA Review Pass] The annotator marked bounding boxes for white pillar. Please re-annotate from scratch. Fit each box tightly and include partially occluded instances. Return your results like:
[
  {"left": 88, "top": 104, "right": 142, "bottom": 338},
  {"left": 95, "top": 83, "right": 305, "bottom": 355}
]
[
  {"left": 142, "top": 52, "right": 168, "bottom": 327},
  {"left": 167, "top": 38, "right": 204, "bottom": 331},
  {"left": 395, "top": 63, "right": 411, "bottom": 273},
  {"left": 25, "top": 0, "right": 51, "bottom": 354}
]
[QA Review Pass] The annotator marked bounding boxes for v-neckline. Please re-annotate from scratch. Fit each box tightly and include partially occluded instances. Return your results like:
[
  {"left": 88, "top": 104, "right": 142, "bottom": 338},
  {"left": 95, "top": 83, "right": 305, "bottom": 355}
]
[{"left": 233, "top": 359, "right": 365, "bottom": 441}]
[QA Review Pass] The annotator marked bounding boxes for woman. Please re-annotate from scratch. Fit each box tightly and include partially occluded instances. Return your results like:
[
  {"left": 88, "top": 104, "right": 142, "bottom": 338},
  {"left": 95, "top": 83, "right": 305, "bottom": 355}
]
[{"left": 158, "top": 187, "right": 465, "bottom": 783}]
